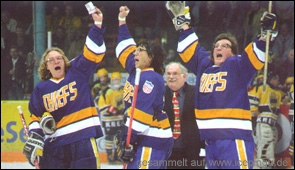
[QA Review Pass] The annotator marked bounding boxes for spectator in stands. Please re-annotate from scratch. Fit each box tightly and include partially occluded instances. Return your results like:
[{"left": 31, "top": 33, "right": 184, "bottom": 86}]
[
  {"left": 197, "top": 1, "right": 225, "bottom": 50},
  {"left": 52, "top": 26, "right": 66, "bottom": 52},
  {"left": 59, "top": 4, "right": 82, "bottom": 35},
  {"left": 64, "top": 28, "right": 84, "bottom": 60},
  {"left": 277, "top": 48, "right": 294, "bottom": 85},
  {"left": 190, "top": 1, "right": 202, "bottom": 27},
  {"left": 10, "top": 25, "right": 33, "bottom": 55},
  {"left": 243, "top": 1, "right": 266, "bottom": 47},
  {"left": 284, "top": 76, "right": 294, "bottom": 167},
  {"left": 272, "top": 22, "right": 294, "bottom": 63},
  {"left": 6, "top": 46, "right": 27, "bottom": 100},
  {"left": 164, "top": 48, "right": 182, "bottom": 66},
  {"left": 1, "top": 10, "right": 17, "bottom": 33},
  {"left": 274, "top": 1, "right": 294, "bottom": 33},
  {"left": 224, "top": 1, "right": 246, "bottom": 53},
  {"left": 1, "top": 20, "right": 13, "bottom": 57},
  {"left": 1, "top": 44, "right": 10, "bottom": 100},
  {"left": 24, "top": 52, "right": 35, "bottom": 97},
  {"left": 46, "top": 5, "right": 62, "bottom": 34}
]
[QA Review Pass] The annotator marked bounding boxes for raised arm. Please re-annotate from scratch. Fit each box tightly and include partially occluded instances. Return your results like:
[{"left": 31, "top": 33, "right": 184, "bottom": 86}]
[{"left": 118, "top": 6, "right": 129, "bottom": 26}]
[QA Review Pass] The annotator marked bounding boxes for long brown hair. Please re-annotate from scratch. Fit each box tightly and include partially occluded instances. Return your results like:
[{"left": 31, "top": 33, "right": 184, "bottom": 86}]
[{"left": 38, "top": 47, "right": 71, "bottom": 81}]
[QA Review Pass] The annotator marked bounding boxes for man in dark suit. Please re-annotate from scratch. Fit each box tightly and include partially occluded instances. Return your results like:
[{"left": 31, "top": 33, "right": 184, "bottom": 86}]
[{"left": 164, "top": 62, "right": 205, "bottom": 169}]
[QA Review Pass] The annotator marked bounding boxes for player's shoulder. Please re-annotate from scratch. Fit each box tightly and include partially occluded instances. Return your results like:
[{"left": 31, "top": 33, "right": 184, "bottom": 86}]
[{"left": 141, "top": 70, "right": 164, "bottom": 82}]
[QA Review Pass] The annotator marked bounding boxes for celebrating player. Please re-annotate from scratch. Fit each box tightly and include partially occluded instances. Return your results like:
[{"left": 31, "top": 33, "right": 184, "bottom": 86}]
[
  {"left": 22, "top": 6, "right": 105, "bottom": 169},
  {"left": 166, "top": 1, "right": 278, "bottom": 169},
  {"left": 114, "top": 6, "right": 174, "bottom": 169}
]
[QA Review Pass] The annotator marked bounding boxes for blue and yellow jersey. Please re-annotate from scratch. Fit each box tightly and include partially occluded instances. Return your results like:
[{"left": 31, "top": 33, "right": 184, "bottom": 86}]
[
  {"left": 105, "top": 87, "right": 125, "bottom": 111},
  {"left": 177, "top": 28, "right": 266, "bottom": 141},
  {"left": 254, "top": 84, "right": 282, "bottom": 126},
  {"left": 115, "top": 24, "right": 173, "bottom": 150},
  {"left": 28, "top": 25, "right": 105, "bottom": 149},
  {"left": 248, "top": 86, "right": 260, "bottom": 113}
]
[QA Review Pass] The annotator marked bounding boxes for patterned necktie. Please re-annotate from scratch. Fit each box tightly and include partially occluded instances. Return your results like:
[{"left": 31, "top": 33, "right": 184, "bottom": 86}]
[{"left": 172, "top": 91, "right": 181, "bottom": 139}]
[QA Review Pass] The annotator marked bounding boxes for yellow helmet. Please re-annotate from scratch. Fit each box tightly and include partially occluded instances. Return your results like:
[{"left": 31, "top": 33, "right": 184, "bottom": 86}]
[
  {"left": 110, "top": 72, "right": 122, "bottom": 80},
  {"left": 255, "top": 74, "right": 264, "bottom": 81},
  {"left": 97, "top": 68, "right": 108, "bottom": 78},
  {"left": 285, "top": 77, "right": 294, "bottom": 84}
]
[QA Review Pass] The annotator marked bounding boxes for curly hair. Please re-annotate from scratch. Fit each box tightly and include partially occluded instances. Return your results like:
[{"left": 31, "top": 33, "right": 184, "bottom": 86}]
[
  {"left": 38, "top": 47, "right": 71, "bottom": 81},
  {"left": 137, "top": 39, "right": 165, "bottom": 75}
]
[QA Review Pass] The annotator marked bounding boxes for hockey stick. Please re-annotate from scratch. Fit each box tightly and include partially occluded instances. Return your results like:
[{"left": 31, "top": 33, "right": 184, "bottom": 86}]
[
  {"left": 17, "top": 106, "right": 40, "bottom": 169},
  {"left": 123, "top": 68, "right": 141, "bottom": 169},
  {"left": 263, "top": 1, "right": 273, "bottom": 93}
]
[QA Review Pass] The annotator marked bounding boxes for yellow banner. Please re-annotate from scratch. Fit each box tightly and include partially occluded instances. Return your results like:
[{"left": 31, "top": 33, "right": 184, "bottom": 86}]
[
  {"left": 1, "top": 100, "right": 30, "bottom": 152},
  {"left": 1, "top": 100, "right": 109, "bottom": 163}
]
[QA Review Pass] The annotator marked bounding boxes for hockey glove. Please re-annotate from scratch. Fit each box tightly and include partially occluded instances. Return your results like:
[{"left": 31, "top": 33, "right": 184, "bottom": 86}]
[
  {"left": 166, "top": 1, "right": 191, "bottom": 31},
  {"left": 260, "top": 12, "right": 278, "bottom": 41},
  {"left": 23, "top": 132, "right": 44, "bottom": 167},
  {"left": 114, "top": 130, "right": 134, "bottom": 163},
  {"left": 40, "top": 113, "right": 56, "bottom": 135},
  {"left": 116, "top": 140, "right": 134, "bottom": 163},
  {"left": 100, "top": 105, "right": 120, "bottom": 117}
]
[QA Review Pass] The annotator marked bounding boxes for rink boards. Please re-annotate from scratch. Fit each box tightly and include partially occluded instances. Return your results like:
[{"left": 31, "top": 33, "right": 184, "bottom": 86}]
[{"left": 1, "top": 100, "right": 108, "bottom": 163}]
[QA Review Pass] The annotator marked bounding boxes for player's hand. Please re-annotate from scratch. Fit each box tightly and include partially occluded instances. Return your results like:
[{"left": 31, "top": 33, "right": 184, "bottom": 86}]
[
  {"left": 23, "top": 132, "right": 44, "bottom": 167},
  {"left": 40, "top": 113, "right": 56, "bottom": 135},
  {"left": 165, "top": 1, "right": 190, "bottom": 31},
  {"left": 92, "top": 7, "right": 103, "bottom": 26},
  {"left": 118, "top": 6, "right": 130, "bottom": 22},
  {"left": 114, "top": 130, "right": 134, "bottom": 163},
  {"left": 116, "top": 140, "right": 134, "bottom": 163},
  {"left": 260, "top": 12, "right": 278, "bottom": 41}
]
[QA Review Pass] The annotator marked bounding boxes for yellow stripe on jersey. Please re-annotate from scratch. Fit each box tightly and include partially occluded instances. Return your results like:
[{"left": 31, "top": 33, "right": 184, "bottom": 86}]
[
  {"left": 195, "top": 109, "right": 252, "bottom": 120},
  {"left": 90, "top": 137, "right": 101, "bottom": 169},
  {"left": 141, "top": 147, "right": 152, "bottom": 169},
  {"left": 236, "top": 139, "right": 248, "bottom": 169},
  {"left": 83, "top": 46, "right": 105, "bottom": 63},
  {"left": 57, "top": 107, "right": 97, "bottom": 128},
  {"left": 245, "top": 43, "right": 264, "bottom": 70},
  {"left": 127, "top": 108, "right": 153, "bottom": 124},
  {"left": 150, "top": 116, "right": 171, "bottom": 129},
  {"left": 179, "top": 41, "right": 198, "bottom": 63},
  {"left": 118, "top": 46, "right": 136, "bottom": 68},
  {"left": 29, "top": 114, "right": 41, "bottom": 122},
  {"left": 128, "top": 108, "right": 171, "bottom": 129}
]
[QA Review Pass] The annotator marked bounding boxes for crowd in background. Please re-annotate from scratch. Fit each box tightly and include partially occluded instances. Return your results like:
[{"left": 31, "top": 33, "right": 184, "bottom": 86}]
[{"left": 1, "top": 1, "right": 294, "bottom": 100}]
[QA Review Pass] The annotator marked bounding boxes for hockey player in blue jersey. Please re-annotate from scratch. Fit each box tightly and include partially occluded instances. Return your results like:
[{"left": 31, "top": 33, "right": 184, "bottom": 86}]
[
  {"left": 166, "top": 1, "right": 278, "bottom": 169},
  {"left": 22, "top": 6, "right": 105, "bottom": 169},
  {"left": 114, "top": 6, "right": 174, "bottom": 169}
]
